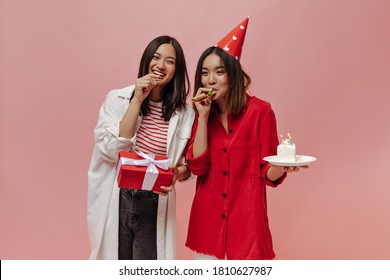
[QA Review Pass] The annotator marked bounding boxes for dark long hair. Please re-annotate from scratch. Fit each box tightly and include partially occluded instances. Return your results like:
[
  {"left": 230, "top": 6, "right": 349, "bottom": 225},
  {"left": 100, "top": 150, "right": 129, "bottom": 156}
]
[
  {"left": 194, "top": 46, "right": 251, "bottom": 114},
  {"left": 132, "top": 36, "right": 190, "bottom": 121}
]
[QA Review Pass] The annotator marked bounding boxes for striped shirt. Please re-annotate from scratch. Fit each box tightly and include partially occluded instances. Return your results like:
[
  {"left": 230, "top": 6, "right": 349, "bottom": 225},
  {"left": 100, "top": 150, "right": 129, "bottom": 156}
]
[{"left": 136, "top": 100, "right": 169, "bottom": 156}]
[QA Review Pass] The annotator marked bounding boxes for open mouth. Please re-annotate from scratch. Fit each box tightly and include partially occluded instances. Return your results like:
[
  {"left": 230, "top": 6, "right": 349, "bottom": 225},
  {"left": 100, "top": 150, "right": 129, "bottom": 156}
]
[{"left": 152, "top": 70, "right": 166, "bottom": 79}]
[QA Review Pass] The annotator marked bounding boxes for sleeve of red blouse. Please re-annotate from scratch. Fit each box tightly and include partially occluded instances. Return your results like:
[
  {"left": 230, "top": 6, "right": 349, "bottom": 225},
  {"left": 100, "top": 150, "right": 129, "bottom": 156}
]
[
  {"left": 259, "top": 105, "right": 287, "bottom": 188},
  {"left": 185, "top": 117, "right": 211, "bottom": 176}
]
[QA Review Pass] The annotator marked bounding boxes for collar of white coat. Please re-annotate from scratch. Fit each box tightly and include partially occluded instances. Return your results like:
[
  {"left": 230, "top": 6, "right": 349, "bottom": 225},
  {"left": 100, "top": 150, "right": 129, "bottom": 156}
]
[{"left": 117, "top": 84, "right": 181, "bottom": 153}]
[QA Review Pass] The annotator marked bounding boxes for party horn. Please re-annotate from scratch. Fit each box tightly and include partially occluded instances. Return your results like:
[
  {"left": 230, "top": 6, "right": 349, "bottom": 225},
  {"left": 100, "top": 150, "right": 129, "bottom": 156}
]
[{"left": 192, "top": 90, "right": 213, "bottom": 103}]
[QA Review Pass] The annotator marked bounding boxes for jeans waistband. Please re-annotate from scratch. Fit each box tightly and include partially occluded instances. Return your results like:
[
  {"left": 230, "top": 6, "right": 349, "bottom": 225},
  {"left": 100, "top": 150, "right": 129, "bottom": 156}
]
[{"left": 120, "top": 188, "right": 158, "bottom": 198}]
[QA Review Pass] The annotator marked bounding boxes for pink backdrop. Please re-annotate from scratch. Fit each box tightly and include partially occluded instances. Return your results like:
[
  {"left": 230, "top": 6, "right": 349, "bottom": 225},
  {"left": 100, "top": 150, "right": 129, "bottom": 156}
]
[{"left": 1, "top": 0, "right": 389, "bottom": 260}]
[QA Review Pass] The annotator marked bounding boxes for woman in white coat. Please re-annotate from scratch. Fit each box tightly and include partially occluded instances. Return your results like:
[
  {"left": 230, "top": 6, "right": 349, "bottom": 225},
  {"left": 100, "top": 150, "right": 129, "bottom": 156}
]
[{"left": 87, "top": 36, "right": 195, "bottom": 260}]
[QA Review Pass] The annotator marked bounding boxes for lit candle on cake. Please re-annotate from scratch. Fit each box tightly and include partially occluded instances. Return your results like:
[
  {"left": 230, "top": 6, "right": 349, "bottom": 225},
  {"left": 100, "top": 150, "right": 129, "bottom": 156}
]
[{"left": 277, "top": 132, "right": 297, "bottom": 161}]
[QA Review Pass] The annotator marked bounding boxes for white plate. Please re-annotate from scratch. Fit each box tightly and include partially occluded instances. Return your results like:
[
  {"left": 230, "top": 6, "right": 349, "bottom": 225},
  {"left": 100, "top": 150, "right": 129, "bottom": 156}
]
[{"left": 263, "top": 155, "right": 317, "bottom": 166}]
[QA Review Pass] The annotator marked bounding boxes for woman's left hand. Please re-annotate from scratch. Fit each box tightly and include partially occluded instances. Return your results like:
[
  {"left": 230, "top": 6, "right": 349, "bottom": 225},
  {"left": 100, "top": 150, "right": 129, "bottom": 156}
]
[
  {"left": 153, "top": 165, "right": 180, "bottom": 196},
  {"left": 267, "top": 164, "right": 309, "bottom": 181},
  {"left": 279, "top": 165, "right": 309, "bottom": 173}
]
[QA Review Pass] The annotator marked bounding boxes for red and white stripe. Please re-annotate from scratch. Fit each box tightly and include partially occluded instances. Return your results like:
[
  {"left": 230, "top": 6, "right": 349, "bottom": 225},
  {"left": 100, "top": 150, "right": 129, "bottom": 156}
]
[{"left": 136, "top": 101, "right": 169, "bottom": 156}]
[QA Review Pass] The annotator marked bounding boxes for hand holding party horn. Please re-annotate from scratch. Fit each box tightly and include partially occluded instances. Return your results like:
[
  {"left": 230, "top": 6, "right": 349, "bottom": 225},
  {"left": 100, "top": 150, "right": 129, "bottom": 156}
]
[{"left": 192, "top": 90, "right": 213, "bottom": 103}]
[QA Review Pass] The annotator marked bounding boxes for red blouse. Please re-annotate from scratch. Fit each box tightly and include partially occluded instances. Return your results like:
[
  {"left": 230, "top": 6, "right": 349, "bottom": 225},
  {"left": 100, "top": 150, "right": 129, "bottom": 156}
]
[{"left": 186, "top": 96, "right": 286, "bottom": 260}]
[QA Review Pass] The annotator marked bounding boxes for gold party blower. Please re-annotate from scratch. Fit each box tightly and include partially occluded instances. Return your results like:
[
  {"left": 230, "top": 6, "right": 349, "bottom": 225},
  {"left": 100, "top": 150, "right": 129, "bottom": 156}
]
[{"left": 192, "top": 90, "right": 213, "bottom": 103}]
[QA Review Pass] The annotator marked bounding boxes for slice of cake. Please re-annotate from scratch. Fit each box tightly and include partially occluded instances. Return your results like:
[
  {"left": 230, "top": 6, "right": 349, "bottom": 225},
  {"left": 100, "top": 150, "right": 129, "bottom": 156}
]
[{"left": 277, "top": 134, "right": 296, "bottom": 161}]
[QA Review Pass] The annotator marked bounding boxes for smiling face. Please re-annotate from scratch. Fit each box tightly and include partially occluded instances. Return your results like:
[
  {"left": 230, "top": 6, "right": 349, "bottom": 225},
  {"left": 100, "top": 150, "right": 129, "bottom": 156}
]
[
  {"left": 201, "top": 53, "right": 229, "bottom": 102},
  {"left": 149, "top": 43, "right": 176, "bottom": 86}
]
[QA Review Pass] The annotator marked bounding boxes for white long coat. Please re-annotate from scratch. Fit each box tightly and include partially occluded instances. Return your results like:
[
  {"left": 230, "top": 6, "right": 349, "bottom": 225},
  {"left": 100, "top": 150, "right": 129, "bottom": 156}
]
[{"left": 87, "top": 85, "right": 195, "bottom": 259}]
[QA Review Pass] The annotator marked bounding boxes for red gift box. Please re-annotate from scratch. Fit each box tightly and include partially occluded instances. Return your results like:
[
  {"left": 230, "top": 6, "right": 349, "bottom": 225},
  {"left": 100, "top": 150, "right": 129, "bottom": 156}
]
[{"left": 116, "top": 151, "right": 173, "bottom": 193}]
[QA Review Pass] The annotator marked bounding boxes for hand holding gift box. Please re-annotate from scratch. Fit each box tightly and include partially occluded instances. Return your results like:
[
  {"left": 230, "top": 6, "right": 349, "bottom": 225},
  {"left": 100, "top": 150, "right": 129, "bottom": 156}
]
[{"left": 116, "top": 150, "right": 174, "bottom": 193}]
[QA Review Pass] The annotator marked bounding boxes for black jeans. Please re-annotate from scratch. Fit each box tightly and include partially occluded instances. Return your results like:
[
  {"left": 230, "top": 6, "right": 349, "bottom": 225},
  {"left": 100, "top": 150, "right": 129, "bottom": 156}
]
[{"left": 118, "top": 188, "right": 159, "bottom": 260}]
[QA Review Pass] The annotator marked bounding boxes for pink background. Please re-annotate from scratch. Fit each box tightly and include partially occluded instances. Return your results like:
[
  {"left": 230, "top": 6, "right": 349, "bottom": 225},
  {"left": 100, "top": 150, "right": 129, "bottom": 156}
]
[{"left": 1, "top": 0, "right": 389, "bottom": 260}]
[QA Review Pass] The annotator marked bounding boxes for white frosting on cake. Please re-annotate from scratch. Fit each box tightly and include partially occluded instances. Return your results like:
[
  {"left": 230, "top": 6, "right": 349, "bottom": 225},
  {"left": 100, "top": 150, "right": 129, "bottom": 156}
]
[{"left": 277, "top": 139, "right": 296, "bottom": 161}]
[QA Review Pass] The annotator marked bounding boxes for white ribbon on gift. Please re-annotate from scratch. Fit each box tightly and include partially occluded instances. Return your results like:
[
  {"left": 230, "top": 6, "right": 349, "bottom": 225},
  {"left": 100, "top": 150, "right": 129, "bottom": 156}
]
[{"left": 116, "top": 150, "right": 172, "bottom": 191}]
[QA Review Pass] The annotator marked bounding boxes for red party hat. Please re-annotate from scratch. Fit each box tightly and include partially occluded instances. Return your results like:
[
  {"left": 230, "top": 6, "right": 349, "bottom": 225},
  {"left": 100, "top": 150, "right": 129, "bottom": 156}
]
[{"left": 215, "top": 17, "right": 249, "bottom": 61}]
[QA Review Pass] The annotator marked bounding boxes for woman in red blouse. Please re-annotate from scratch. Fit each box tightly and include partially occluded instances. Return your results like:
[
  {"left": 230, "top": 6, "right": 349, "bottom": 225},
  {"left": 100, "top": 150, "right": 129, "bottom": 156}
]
[{"left": 185, "top": 46, "right": 306, "bottom": 260}]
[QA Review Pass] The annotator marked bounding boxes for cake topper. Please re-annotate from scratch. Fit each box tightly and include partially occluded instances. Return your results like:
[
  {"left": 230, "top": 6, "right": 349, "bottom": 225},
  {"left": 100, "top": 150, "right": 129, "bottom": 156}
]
[{"left": 281, "top": 133, "right": 294, "bottom": 145}]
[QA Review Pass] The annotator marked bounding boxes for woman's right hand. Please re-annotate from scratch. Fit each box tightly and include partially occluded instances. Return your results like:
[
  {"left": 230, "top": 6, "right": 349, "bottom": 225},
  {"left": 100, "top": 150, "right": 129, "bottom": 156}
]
[
  {"left": 119, "top": 73, "right": 161, "bottom": 138},
  {"left": 192, "top": 88, "right": 213, "bottom": 157},
  {"left": 133, "top": 73, "right": 161, "bottom": 102},
  {"left": 193, "top": 87, "right": 213, "bottom": 117}
]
